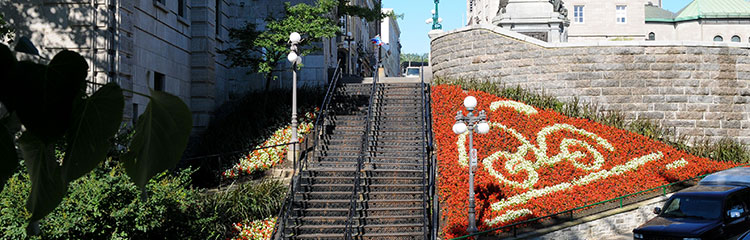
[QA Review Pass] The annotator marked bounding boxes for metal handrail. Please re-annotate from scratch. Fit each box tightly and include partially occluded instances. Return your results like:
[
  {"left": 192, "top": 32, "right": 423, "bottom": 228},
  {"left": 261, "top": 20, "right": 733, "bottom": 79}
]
[
  {"left": 272, "top": 60, "right": 343, "bottom": 240},
  {"left": 344, "top": 63, "right": 379, "bottom": 239},
  {"left": 425, "top": 83, "right": 438, "bottom": 240},
  {"left": 419, "top": 68, "right": 431, "bottom": 239},
  {"left": 449, "top": 163, "right": 750, "bottom": 240}
]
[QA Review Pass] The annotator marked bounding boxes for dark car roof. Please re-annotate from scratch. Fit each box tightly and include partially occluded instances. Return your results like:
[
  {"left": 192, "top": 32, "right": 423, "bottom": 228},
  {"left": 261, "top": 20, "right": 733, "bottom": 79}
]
[{"left": 673, "top": 185, "right": 745, "bottom": 198}]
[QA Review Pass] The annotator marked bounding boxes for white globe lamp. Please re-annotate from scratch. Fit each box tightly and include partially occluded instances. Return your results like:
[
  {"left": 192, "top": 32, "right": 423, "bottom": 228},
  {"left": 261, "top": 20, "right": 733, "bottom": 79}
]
[
  {"left": 463, "top": 96, "right": 477, "bottom": 111},
  {"left": 289, "top": 32, "right": 301, "bottom": 44},
  {"left": 476, "top": 122, "right": 490, "bottom": 134},
  {"left": 453, "top": 122, "right": 468, "bottom": 135}
]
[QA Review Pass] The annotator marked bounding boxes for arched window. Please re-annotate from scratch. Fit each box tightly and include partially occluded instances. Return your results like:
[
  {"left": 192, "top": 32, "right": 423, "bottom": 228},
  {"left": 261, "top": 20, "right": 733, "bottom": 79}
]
[
  {"left": 648, "top": 32, "right": 655, "bottom": 41},
  {"left": 714, "top": 35, "right": 724, "bottom": 42},
  {"left": 732, "top": 35, "right": 741, "bottom": 42}
]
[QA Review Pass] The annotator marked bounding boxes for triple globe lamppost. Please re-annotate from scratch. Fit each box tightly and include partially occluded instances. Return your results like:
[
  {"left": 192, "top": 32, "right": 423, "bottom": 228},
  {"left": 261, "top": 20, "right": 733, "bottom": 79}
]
[{"left": 452, "top": 96, "right": 490, "bottom": 235}]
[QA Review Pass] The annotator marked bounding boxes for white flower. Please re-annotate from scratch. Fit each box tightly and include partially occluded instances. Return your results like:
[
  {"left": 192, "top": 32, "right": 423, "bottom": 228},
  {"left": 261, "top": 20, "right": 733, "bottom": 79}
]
[{"left": 489, "top": 100, "right": 538, "bottom": 116}]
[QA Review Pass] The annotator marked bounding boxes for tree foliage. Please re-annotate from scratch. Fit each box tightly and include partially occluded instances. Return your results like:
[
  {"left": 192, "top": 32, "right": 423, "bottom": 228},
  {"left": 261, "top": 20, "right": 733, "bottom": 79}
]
[
  {"left": 0, "top": 42, "right": 192, "bottom": 234},
  {"left": 220, "top": 0, "right": 388, "bottom": 89},
  {"left": 400, "top": 53, "right": 429, "bottom": 63}
]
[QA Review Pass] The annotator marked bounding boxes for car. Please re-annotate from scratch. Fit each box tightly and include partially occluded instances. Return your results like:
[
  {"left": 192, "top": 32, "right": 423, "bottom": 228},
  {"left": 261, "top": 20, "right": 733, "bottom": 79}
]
[
  {"left": 404, "top": 67, "right": 421, "bottom": 78},
  {"left": 633, "top": 168, "right": 750, "bottom": 240}
]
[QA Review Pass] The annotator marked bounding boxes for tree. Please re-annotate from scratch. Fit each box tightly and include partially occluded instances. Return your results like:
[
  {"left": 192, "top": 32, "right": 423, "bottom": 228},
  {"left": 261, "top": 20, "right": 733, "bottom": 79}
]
[
  {"left": 220, "top": 0, "right": 387, "bottom": 90},
  {"left": 0, "top": 42, "right": 192, "bottom": 235},
  {"left": 220, "top": 0, "right": 339, "bottom": 90},
  {"left": 400, "top": 53, "right": 429, "bottom": 66}
]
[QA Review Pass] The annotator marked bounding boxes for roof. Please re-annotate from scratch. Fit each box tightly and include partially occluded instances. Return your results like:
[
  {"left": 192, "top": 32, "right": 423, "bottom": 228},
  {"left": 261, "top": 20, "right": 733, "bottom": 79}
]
[
  {"left": 675, "top": 185, "right": 743, "bottom": 198},
  {"left": 645, "top": 5, "right": 675, "bottom": 21},
  {"left": 699, "top": 167, "right": 750, "bottom": 187},
  {"left": 645, "top": 0, "right": 750, "bottom": 22}
]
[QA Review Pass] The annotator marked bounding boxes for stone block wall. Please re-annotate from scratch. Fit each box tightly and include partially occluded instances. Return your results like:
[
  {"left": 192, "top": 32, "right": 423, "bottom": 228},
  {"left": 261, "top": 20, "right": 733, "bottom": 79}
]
[
  {"left": 531, "top": 196, "right": 668, "bottom": 240},
  {"left": 431, "top": 25, "right": 750, "bottom": 144}
]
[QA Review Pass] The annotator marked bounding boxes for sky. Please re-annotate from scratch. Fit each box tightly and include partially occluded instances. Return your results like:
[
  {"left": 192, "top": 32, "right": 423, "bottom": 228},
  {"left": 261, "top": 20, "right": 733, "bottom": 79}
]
[{"left": 382, "top": 0, "right": 693, "bottom": 55}]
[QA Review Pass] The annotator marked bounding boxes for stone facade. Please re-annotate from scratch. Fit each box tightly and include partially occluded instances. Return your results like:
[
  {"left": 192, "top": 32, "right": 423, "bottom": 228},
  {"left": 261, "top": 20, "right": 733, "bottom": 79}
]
[
  {"left": 380, "top": 8, "right": 401, "bottom": 77},
  {"left": 431, "top": 25, "right": 750, "bottom": 144},
  {"left": 1, "top": 0, "right": 381, "bottom": 132}
]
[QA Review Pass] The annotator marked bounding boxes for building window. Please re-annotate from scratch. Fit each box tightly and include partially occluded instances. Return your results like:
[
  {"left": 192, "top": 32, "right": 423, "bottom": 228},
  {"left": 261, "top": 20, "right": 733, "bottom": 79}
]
[
  {"left": 714, "top": 35, "right": 723, "bottom": 42},
  {"left": 574, "top": 6, "right": 584, "bottom": 23},
  {"left": 732, "top": 35, "right": 741, "bottom": 42},
  {"left": 154, "top": 72, "right": 165, "bottom": 91},
  {"left": 648, "top": 32, "right": 655, "bottom": 41},
  {"left": 178, "top": 0, "right": 185, "bottom": 17},
  {"left": 469, "top": 0, "right": 474, "bottom": 12},
  {"left": 616, "top": 5, "right": 627, "bottom": 23}
]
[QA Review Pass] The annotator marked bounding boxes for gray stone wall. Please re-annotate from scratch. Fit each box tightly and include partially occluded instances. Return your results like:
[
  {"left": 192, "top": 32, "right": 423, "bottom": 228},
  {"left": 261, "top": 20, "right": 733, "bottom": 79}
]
[
  {"left": 530, "top": 196, "right": 668, "bottom": 240},
  {"left": 431, "top": 25, "right": 750, "bottom": 144}
]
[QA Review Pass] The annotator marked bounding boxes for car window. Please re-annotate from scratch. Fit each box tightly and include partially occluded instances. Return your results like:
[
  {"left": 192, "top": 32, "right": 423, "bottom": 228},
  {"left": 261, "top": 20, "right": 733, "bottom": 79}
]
[
  {"left": 726, "top": 195, "right": 748, "bottom": 218},
  {"left": 407, "top": 68, "right": 420, "bottom": 76},
  {"left": 662, "top": 196, "right": 722, "bottom": 220}
]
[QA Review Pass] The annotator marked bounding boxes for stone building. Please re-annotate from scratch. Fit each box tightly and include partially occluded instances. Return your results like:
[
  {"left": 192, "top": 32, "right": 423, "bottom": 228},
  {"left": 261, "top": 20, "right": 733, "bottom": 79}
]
[
  {"left": 337, "top": 0, "right": 379, "bottom": 77},
  {"left": 645, "top": 0, "right": 750, "bottom": 43},
  {"left": 467, "top": 0, "right": 750, "bottom": 43},
  {"left": 379, "top": 8, "right": 401, "bottom": 77},
  {"left": 1, "top": 0, "right": 381, "bottom": 131}
]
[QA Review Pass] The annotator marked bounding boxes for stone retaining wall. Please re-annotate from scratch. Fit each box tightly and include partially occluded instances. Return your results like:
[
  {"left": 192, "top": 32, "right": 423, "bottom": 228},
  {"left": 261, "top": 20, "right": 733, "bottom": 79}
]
[
  {"left": 431, "top": 25, "right": 750, "bottom": 144},
  {"left": 530, "top": 196, "right": 668, "bottom": 240}
]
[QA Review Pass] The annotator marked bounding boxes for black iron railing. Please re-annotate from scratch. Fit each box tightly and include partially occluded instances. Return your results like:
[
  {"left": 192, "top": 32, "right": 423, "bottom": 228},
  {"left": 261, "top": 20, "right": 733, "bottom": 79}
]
[
  {"left": 272, "top": 60, "right": 343, "bottom": 240},
  {"left": 344, "top": 65, "right": 379, "bottom": 239},
  {"left": 421, "top": 68, "right": 437, "bottom": 240}
]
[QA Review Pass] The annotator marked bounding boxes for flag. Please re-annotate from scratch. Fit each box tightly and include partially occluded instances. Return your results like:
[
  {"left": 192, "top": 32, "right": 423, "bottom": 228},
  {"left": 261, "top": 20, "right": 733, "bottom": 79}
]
[{"left": 371, "top": 35, "right": 384, "bottom": 46}]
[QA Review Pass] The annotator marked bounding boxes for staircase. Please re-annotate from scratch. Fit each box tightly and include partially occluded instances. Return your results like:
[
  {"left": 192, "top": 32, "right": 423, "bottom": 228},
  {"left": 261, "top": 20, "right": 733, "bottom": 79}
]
[{"left": 278, "top": 81, "right": 432, "bottom": 240}]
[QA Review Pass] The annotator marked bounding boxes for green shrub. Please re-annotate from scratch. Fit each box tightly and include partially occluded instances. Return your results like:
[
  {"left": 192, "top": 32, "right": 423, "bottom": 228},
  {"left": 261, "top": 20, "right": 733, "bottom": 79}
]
[{"left": 0, "top": 162, "right": 209, "bottom": 239}]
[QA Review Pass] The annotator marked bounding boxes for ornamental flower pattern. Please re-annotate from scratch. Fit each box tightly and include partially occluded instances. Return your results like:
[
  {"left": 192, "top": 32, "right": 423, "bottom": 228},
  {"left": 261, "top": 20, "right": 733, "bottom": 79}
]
[
  {"left": 223, "top": 110, "right": 317, "bottom": 178},
  {"left": 432, "top": 85, "right": 738, "bottom": 239}
]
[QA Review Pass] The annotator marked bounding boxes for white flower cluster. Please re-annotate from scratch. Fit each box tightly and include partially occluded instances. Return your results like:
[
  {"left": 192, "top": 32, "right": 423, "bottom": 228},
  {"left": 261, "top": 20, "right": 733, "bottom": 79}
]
[
  {"left": 485, "top": 152, "right": 665, "bottom": 226},
  {"left": 665, "top": 158, "right": 689, "bottom": 170},
  {"left": 489, "top": 100, "right": 538, "bottom": 116}
]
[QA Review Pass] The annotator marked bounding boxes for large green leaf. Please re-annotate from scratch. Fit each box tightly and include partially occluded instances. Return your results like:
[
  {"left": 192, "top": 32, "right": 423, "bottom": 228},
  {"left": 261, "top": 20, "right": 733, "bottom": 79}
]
[
  {"left": 14, "top": 50, "right": 89, "bottom": 143},
  {"left": 0, "top": 43, "right": 17, "bottom": 110},
  {"left": 123, "top": 90, "right": 192, "bottom": 189},
  {"left": 0, "top": 117, "right": 18, "bottom": 193},
  {"left": 62, "top": 83, "right": 124, "bottom": 182},
  {"left": 19, "top": 133, "right": 68, "bottom": 222}
]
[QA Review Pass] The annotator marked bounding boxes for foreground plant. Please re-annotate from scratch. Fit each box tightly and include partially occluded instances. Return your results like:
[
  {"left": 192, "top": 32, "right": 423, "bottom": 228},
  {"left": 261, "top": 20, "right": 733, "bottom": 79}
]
[{"left": 0, "top": 42, "right": 192, "bottom": 233}]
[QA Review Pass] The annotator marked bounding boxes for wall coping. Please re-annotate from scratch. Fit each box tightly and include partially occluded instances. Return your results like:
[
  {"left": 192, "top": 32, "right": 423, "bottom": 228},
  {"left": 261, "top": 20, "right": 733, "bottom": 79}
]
[{"left": 431, "top": 24, "right": 750, "bottom": 50}]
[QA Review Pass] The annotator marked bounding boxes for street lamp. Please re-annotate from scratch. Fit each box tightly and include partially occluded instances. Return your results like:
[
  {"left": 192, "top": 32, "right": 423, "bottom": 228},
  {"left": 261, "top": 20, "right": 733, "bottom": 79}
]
[
  {"left": 288, "top": 32, "right": 302, "bottom": 161},
  {"left": 425, "top": 0, "right": 443, "bottom": 30},
  {"left": 344, "top": 32, "right": 355, "bottom": 75},
  {"left": 452, "top": 96, "right": 490, "bottom": 235}
]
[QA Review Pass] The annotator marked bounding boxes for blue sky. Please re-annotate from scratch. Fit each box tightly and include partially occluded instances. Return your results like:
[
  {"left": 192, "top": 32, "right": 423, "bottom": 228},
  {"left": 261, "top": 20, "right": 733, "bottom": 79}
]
[{"left": 383, "top": 0, "right": 693, "bottom": 55}]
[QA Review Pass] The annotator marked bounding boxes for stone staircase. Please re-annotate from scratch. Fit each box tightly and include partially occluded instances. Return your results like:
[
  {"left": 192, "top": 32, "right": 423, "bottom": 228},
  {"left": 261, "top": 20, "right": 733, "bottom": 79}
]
[{"left": 280, "top": 82, "right": 430, "bottom": 239}]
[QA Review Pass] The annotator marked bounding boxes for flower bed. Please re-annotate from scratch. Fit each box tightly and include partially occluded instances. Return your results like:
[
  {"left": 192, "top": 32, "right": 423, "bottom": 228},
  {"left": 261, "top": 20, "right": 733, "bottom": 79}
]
[
  {"left": 222, "top": 110, "right": 317, "bottom": 178},
  {"left": 230, "top": 217, "right": 276, "bottom": 240},
  {"left": 432, "top": 85, "right": 739, "bottom": 238}
]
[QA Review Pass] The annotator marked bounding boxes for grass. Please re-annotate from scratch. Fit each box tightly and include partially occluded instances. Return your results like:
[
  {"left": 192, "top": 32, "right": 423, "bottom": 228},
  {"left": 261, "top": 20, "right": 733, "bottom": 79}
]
[{"left": 435, "top": 78, "right": 750, "bottom": 164}]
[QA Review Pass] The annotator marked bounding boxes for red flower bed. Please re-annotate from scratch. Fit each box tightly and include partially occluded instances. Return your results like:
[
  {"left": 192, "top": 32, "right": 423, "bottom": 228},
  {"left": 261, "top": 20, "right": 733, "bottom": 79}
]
[{"left": 432, "top": 85, "right": 738, "bottom": 238}]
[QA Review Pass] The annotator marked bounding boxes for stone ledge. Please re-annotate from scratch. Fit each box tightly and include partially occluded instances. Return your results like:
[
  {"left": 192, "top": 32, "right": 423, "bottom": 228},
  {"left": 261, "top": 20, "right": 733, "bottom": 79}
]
[{"left": 432, "top": 25, "right": 750, "bottom": 50}]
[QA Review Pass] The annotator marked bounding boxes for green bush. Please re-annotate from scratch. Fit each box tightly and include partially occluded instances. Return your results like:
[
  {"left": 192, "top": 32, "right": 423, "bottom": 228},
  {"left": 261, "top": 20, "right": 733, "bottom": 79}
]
[
  {"left": 1, "top": 162, "right": 208, "bottom": 239},
  {"left": 0, "top": 161, "right": 288, "bottom": 240}
]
